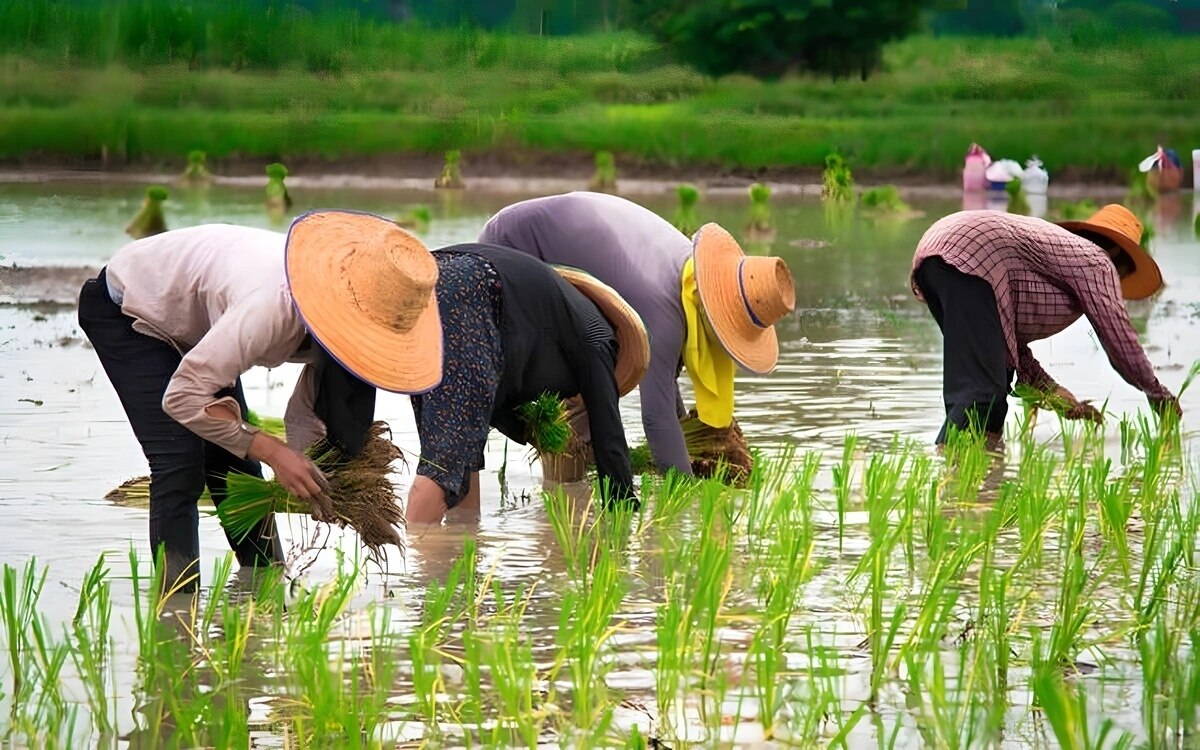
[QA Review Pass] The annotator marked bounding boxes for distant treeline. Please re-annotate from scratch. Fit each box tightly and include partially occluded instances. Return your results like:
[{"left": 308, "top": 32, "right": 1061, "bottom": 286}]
[{"left": 932, "top": 0, "right": 1200, "bottom": 38}]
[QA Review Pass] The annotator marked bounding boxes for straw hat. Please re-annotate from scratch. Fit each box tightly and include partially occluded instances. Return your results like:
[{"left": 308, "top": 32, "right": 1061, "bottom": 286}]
[
  {"left": 286, "top": 210, "right": 442, "bottom": 394},
  {"left": 693, "top": 223, "right": 796, "bottom": 374},
  {"left": 1057, "top": 204, "right": 1163, "bottom": 300},
  {"left": 554, "top": 266, "right": 650, "bottom": 396}
]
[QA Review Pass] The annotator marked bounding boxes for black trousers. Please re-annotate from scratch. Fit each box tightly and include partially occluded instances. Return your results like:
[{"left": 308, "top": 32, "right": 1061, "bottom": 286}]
[
  {"left": 913, "top": 257, "right": 1014, "bottom": 444},
  {"left": 78, "top": 270, "right": 282, "bottom": 591}
]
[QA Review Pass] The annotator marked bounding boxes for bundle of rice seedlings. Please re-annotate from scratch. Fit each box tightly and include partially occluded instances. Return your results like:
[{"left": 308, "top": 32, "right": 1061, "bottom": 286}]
[
  {"left": 681, "top": 409, "right": 753, "bottom": 486},
  {"left": 265, "top": 163, "right": 293, "bottom": 210},
  {"left": 629, "top": 442, "right": 655, "bottom": 475},
  {"left": 434, "top": 149, "right": 465, "bottom": 189},
  {"left": 1057, "top": 199, "right": 1098, "bottom": 221},
  {"left": 859, "top": 185, "right": 912, "bottom": 214},
  {"left": 394, "top": 205, "right": 433, "bottom": 232},
  {"left": 181, "top": 150, "right": 212, "bottom": 184},
  {"left": 589, "top": 151, "right": 618, "bottom": 193},
  {"left": 674, "top": 183, "right": 700, "bottom": 236},
  {"left": 744, "top": 182, "right": 774, "bottom": 240},
  {"left": 1005, "top": 177, "right": 1031, "bottom": 216},
  {"left": 217, "top": 422, "right": 404, "bottom": 553},
  {"left": 822, "top": 153, "right": 854, "bottom": 203},
  {"left": 105, "top": 410, "right": 288, "bottom": 506},
  {"left": 518, "top": 393, "right": 572, "bottom": 455},
  {"left": 1013, "top": 383, "right": 1076, "bottom": 416},
  {"left": 125, "top": 186, "right": 169, "bottom": 239}
]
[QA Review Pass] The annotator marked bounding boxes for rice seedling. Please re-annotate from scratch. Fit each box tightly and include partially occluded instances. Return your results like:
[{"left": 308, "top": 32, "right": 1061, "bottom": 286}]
[
  {"left": 519, "top": 392, "right": 572, "bottom": 455},
  {"left": 1058, "top": 199, "right": 1100, "bottom": 221},
  {"left": 1031, "top": 654, "right": 1134, "bottom": 750},
  {"left": 216, "top": 421, "right": 404, "bottom": 554},
  {"left": 394, "top": 204, "right": 433, "bottom": 232},
  {"left": 124, "top": 185, "right": 168, "bottom": 239},
  {"left": 481, "top": 613, "right": 543, "bottom": 747},
  {"left": 680, "top": 409, "right": 753, "bottom": 485},
  {"left": 180, "top": 149, "right": 212, "bottom": 184},
  {"left": 1006, "top": 177, "right": 1031, "bottom": 215},
  {"left": 822, "top": 152, "right": 854, "bottom": 203},
  {"left": 589, "top": 150, "right": 618, "bottom": 193},
  {"left": 832, "top": 432, "right": 859, "bottom": 553},
  {"left": 265, "top": 162, "right": 292, "bottom": 210},
  {"left": 435, "top": 149, "right": 465, "bottom": 189},
  {"left": 67, "top": 556, "right": 114, "bottom": 735},
  {"left": 672, "top": 183, "right": 700, "bottom": 237},
  {"left": 859, "top": 185, "right": 912, "bottom": 215},
  {"left": 743, "top": 182, "right": 775, "bottom": 241},
  {"left": 903, "top": 636, "right": 993, "bottom": 750},
  {"left": 628, "top": 441, "right": 655, "bottom": 475}
]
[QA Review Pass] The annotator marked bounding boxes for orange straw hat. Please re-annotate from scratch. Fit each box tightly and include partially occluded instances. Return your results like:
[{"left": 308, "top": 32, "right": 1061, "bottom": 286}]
[
  {"left": 693, "top": 223, "right": 796, "bottom": 374},
  {"left": 553, "top": 266, "right": 651, "bottom": 396},
  {"left": 1057, "top": 204, "right": 1163, "bottom": 300},
  {"left": 286, "top": 210, "right": 442, "bottom": 394}
]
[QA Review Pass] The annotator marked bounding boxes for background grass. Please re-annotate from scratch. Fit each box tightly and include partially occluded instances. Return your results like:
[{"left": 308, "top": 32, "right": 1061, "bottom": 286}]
[{"left": 2, "top": 25, "right": 1198, "bottom": 174}]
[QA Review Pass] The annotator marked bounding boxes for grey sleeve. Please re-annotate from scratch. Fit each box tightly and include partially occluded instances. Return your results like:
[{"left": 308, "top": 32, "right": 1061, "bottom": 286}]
[{"left": 639, "top": 316, "right": 692, "bottom": 475}]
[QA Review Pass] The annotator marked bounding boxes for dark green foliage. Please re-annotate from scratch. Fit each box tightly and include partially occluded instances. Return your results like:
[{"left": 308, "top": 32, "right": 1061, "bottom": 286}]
[
  {"left": 629, "top": 0, "right": 934, "bottom": 79},
  {"left": 931, "top": 0, "right": 1026, "bottom": 37}
]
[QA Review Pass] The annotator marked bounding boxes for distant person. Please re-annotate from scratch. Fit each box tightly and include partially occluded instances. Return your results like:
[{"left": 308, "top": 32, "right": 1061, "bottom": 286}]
[
  {"left": 909, "top": 204, "right": 1181, "bottom": 448},
  {"left": 404, "top": 242, "right": 648, "bottom": 524},
  {"left": 78, "top": 213, "right": 434, "bottom": 591},
  {"left": 479, "top": 192, "right": 796, "bottom": 476}
]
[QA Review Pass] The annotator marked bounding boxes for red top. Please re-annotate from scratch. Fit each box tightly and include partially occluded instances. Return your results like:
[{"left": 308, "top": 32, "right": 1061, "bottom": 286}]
[{"left": 911, "top": 210, "right": 1171, "bottom": 399}]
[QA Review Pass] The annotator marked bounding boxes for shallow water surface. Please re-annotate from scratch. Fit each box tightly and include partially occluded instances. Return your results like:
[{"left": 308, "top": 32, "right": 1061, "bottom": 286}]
[{"left": 1, "top": 179, "right": 1199, "bottom": 746}]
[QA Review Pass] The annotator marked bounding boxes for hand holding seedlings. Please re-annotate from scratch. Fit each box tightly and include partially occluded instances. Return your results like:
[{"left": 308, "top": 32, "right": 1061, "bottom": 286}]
[
  {"left": 1149, "top": 394, "right": 1183, "bottom": 420},
  {"left": 1055, "top": 387, "right": 1103, "bottom": 423}
]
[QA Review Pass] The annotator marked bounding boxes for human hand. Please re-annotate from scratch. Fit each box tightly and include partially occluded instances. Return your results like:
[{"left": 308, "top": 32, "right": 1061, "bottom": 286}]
[
  {"left": 1054, "top": 387, "right": 1103, "bottom": 424},
  {"left": 1149, "top": 394, "right": 1182, "bottom": 421},
  {"left": 266, "top": 444, "right": 328, "bottom": 500}
]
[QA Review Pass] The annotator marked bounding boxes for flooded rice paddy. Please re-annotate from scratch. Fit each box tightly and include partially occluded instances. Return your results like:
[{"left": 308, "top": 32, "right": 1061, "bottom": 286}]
[{"left": 1, "top": 178, "right": 1200, "bottom": 748}]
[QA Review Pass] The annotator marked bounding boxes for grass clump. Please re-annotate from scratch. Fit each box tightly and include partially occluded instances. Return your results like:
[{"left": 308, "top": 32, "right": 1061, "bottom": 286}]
[
  {"left": 518, "top": 392, "right": 572, "bottom": 455},
  {"left": 589, "top": 150, "right": 618, "bottom": 193},
  {"left": 264, "top": 162, "right": 292, "bottom": 210},
  {"left": 180, "top": 149, "right": 211, "bottom": 184},
  {"left": 435, "top": 149, "right": 465, "bottom": 189},
  {"left": 125, "top": 185, "right": 168, "bottom": 239},
  {"left": 673, "top": 183, "right": 700, "bottom": 236},
  {"left": 822, "top": 153, "right": 854, "bottom": 202},
  {"left": 216, "top": 421, "right": 404, "bottom": 553}
]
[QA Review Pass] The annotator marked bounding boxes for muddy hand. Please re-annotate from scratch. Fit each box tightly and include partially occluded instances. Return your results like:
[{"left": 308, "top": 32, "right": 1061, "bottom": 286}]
[
  {"left": 307, "top": 491, "right": 337, "bottom": 524},
  {"left": 1065, "top": 400, "right": 1103, "bottom": 424},
  {"left": 1149, "top": 394, "right": 1183, "bottom": 421}
]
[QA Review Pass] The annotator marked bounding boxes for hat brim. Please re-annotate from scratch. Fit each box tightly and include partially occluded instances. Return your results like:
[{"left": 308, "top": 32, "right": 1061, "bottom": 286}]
[
  {"left": 1056, "top": 220, "right": 1163, "bottom": 300},
  {"left": 286, "top": 210, "right": 443, "bottom": 394},
  {"left": 692, "top": 223, "right": 779, "bottom": 374},
  {"left": 553, "top": 266, "right": 650, "bottom": 397}
]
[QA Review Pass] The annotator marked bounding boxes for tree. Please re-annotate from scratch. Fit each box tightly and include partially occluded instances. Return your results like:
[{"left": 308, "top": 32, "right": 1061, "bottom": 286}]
[{"left": 629, "top": 0, "right": 936, "bottom": 80}]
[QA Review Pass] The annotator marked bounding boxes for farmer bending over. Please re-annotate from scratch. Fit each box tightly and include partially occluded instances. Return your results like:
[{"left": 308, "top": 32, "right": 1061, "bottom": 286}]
[
  {"left": 480, "top": 192, "right": 795, "bottom": 477},
  {"left": 909, "top": 204, "right": 1181, "bottom": 448},
  {"left": 405, "top": 242, "right": 648, "bottom": 524},
  {"left": 79, "top": 213, "right": 432, "bottom": 591}
]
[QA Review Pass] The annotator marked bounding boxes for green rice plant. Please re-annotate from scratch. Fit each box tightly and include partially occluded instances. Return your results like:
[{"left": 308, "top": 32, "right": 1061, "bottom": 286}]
[
  {"left": 673, "top": 183, "right": 700, "bottom": 236},
  {"left": 859, "top": 185, "right": 911, "bottom": 214},
  {"left": 125, "top": 185, "right": 168, "bottom": 239},
  {"left": 265, "top": 162, "right": 292, "bottom": 210},
  {"left": 903, "top": 637, "right": 993, "bottom": 750},
  {"left": 831, "top": 432, "right": 859, "bottom": 553},
  {"left": 1031, "top": 653, "right": 1134, "bottom": 750},
  {"left": 822, "top": 153, "right": 854, "bottom": 203},
  {"left": 181, "top": 149, "right": 212, "bottom": 184},
  {"left": 68, "top": 555, "right": 114, "bottom": 735},
  {"left": 743, "top": 182, "right": 774, "bottom": 239},
  {"left": 628, "top": 441, "right": 655, "bottom": 474},
  {"left": 518, "top": 392, "right": 572, "bottom": 455},
  {"left": 589, "top": 150, "right": 618, "bottom": 193},
  {"left": 1090, "top": 458, "right": 1134, "bottom": 576},
  {"left": 1, "top": 558, "right": 46, "bottom": 714},
  {"left": 1127, "top": 169, "right": 1156, "bottom": 203},
  {"left": 1006, "top": 177, "right": 1031, "bottom": 215},
  {"left": 395, "top": 204, "right": 433, "bottom": 232},
  {"left": 1058, "top": 199, "right": 1099, "bottom": 221},
  {"left": 435, "top": 149, "right": 465, "bottom": 189},
  {"left": 1013, "top": 442, "right": 1060, "bottom": 567},
  {"left": 481, "top": 614, "right": 543, "bottom": 747}
]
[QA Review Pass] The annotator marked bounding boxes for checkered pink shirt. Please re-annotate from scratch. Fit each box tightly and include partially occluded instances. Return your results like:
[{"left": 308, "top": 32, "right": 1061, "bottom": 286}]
[{"left": 911, "top": 210, "right": 1171, "bottom": 399}]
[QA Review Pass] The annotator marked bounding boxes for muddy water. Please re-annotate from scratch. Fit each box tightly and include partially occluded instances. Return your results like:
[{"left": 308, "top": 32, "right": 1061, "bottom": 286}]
[{"left": 2, "top": 179, "right": 1199, "bottom": 745}]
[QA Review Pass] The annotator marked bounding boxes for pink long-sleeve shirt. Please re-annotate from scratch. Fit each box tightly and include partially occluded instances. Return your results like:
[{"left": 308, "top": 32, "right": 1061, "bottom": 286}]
[
  {"left": 911, "top": 210, "right": 1172, "bottom": 400},
  {"left": 105, "top": 224, "right": 324, "bottom": 457}
]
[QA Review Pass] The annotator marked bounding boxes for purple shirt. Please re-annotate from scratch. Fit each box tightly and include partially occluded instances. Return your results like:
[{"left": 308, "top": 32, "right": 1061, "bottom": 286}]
[{"left": 479, "top": 192, "right": 693, "bottom": 474}]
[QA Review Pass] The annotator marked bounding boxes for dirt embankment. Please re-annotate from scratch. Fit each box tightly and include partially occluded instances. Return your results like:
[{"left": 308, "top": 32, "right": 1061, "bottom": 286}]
[{"left": 0, "top": 264, "right": 98, "bottom": 308}]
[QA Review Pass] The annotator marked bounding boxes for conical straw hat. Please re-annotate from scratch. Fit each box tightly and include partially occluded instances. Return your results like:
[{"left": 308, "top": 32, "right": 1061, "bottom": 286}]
[
  {"left": 286, "top": 210, "right": 442, "bottom": 394},
  {"left": 553, "top": 266, "right": 651, "bottom": 396},
  {"left": 1057, "top": 204, "right": 1162, "bottom": 300}
]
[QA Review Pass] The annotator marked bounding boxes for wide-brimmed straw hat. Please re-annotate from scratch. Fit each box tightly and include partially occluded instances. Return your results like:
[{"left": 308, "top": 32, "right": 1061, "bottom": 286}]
[
  {"left": 553, "top": 266, "right": 650, "bottom": 396},
  {"left": 286, "top": 210, "right": 442, "bottom": 394},
  {"left": 1057, "top": 204, "right": 1162, "bottom": 300},
  {"left": 693, "top": 223, "right": 796, "bottom": 374}
]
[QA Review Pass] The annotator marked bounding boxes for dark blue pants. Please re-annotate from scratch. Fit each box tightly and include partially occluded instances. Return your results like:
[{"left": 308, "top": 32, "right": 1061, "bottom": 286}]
[
  {"left": 78, "top": 270, "right": 282, "bottom": 592},
  {"left": 914, "top": 257, "right": 1013, "bottom": 444}
]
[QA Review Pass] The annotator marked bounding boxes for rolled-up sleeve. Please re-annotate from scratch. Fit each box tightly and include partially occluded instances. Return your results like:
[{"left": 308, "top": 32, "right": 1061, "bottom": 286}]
[{"left": 162, "top": 299, "right": 305, "bottom": 457}]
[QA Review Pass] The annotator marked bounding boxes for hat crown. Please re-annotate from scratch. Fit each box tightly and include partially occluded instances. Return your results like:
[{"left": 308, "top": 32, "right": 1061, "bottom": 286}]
[
  {"left": 740, "top": 256, "right": 796, "bottom": 329},
  {"left": 1085, "top": 204, "right": 1143, "bottom": 246},
  {"left": 345, "top": 226, "right": 439, "bottom": 332}
]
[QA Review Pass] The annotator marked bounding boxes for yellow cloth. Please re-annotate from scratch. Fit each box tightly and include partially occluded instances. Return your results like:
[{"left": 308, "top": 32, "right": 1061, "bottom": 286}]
[{"left": 681, "top": 258, "right": 735, "bottom": 428}]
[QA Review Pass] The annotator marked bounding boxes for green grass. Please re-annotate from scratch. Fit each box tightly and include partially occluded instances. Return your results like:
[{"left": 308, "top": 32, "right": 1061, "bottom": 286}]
[{"left": 1, "top": 30, "right": 1198, "bottom": 172}]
